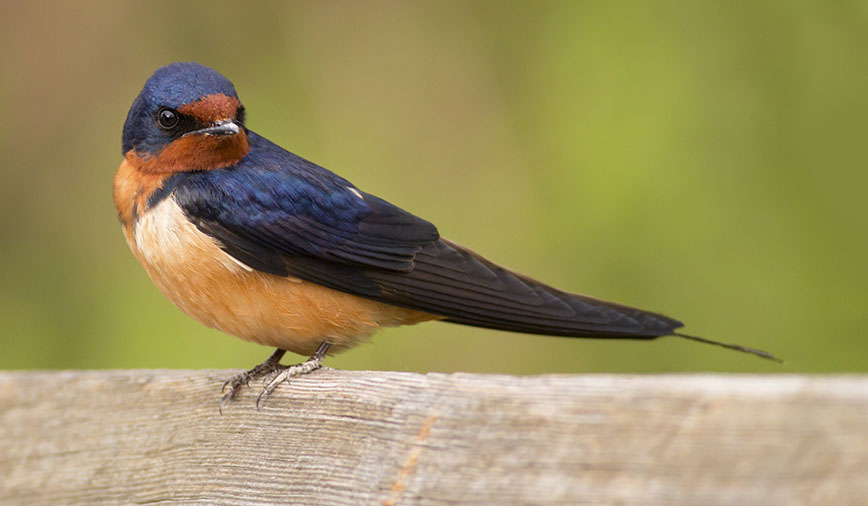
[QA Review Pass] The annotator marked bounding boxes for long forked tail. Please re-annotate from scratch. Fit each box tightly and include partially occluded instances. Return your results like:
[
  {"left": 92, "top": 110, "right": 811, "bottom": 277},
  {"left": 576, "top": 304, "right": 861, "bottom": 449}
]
[
  {"left": 672, "top": 332, "right": 782, "bottom": 363},
  {"left": 362, "top": 239, "right": 782, "bottom": 363}
]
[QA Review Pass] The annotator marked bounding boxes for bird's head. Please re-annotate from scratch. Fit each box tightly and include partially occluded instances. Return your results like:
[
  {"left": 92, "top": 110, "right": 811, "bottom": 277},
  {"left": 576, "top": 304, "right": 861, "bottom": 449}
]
[{"left": 122, "top": 62, "right": 250, "bottom": 174}]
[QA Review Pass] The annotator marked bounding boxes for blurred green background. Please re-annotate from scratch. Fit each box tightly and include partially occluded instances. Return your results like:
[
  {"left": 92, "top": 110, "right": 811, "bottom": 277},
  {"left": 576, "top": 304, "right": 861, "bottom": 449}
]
[{"left": 1, "top": 1, "right": 865, "bottom": 374}]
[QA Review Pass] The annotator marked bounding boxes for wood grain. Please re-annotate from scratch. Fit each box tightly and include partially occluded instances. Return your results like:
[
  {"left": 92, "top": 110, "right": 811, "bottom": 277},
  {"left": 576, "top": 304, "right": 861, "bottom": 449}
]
[{"left": 0, "top": 371, "right": 866, "bottom": 505}]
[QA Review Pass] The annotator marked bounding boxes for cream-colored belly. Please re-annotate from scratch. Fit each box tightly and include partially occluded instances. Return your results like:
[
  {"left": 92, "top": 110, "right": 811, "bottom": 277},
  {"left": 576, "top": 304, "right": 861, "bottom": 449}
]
[{"left": 125, "top": 197, "right": 434, "bottom": 355}]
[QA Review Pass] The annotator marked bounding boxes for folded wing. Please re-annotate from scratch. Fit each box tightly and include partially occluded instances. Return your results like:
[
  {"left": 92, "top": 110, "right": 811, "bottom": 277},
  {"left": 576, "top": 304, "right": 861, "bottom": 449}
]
[{"left": 174, "top": 132, "right": 682, "bottom": 339}]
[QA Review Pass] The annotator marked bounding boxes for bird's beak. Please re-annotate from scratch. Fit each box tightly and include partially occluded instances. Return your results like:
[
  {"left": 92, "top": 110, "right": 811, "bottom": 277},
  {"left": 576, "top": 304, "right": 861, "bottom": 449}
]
[{"left": 184, "top": 119, "right": 241, "bottom": 137}]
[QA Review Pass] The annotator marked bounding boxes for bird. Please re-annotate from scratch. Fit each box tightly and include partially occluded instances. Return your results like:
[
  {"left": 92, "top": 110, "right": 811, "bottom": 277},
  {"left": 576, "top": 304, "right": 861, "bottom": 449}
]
[{"left": 114, "top": 62, "right": 779, "bottom": 410}]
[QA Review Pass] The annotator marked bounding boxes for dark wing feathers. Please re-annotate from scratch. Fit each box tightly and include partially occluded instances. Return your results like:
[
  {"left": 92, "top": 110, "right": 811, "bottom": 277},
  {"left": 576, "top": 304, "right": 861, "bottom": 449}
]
[
  {"left": 365, "top": 239, "right": 681, "bottom": 337},
  {"left": 192, "top": 217, "right": 289, "bottom": 276},
  {"left": 174, "top": 131, "right": 682, "bottom": 339},
  {"left": 175, "top": 134, "right": 438, "bottom": 273}
]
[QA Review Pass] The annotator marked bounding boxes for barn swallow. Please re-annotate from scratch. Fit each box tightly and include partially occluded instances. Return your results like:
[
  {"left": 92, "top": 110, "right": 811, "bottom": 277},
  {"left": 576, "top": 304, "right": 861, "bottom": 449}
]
[{"left": 114, "top": 62, "right": 779, "bottom": 410}]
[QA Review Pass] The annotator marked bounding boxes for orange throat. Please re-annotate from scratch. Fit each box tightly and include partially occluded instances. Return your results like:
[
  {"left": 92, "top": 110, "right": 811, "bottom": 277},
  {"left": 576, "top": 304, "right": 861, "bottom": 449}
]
[
  {"left": 125, "top": 129, "right": 249, "bottom": 175},
  {"left": 113, "top": 158, "right": 165, "bottom": 228},
  {"left": 113, "top": 124, "right": 250, "bottom": 227}
]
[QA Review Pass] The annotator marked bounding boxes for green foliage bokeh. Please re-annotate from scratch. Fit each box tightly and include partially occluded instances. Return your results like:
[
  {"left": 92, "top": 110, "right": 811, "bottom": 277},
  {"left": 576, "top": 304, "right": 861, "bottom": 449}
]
[{"left": 1, "top": 1, "right": 865, "bottom": 373}]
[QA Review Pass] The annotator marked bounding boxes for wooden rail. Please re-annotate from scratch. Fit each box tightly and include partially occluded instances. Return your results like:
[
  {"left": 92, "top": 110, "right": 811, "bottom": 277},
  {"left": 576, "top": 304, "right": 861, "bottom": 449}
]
[{"left": 1, "top": 370, "right": 866, "bottom": 505}]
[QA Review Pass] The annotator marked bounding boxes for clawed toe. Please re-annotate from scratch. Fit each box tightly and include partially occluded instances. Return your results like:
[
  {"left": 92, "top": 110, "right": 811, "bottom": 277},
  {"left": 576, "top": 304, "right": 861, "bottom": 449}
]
[
  {"left": 221, "top": 373, "right": 246, "bottom": 393},
  {"left": 221, "top": 342, "right": 331, "bottom": 412},
  {"left": 219, "top": 372, "right": 254, "bottom": 414},
  {"left": 219, "top": 390, "right": 235, "bottom": 415},
  {"left": 218, "top": 348, "right": 286, "bottom": 414},
  {"left": 255, "top": 362, "right": 318, "bottom": 409},
  {"left": 255, "top": 342, "right": 330, "bottom": 409}
]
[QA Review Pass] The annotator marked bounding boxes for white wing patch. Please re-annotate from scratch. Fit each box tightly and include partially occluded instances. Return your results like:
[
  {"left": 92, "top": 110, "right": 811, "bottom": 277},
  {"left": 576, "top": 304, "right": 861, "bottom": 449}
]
[{"left": 347, "top": 187, "right": 364, "bottom": 200}]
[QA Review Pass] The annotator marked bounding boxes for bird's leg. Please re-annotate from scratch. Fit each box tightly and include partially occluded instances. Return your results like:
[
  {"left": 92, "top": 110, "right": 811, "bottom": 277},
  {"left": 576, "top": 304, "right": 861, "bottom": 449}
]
[
  {"left": 256, "top": 341, "right": 331, "bottom": 409},
  {"left": 220, "top": 348, "right": 286, "bottom": 414}
]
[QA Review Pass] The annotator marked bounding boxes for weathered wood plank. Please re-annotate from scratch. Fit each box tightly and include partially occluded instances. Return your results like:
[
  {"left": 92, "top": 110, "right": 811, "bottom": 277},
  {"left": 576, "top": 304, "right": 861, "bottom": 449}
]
[{"left": 0, "top": 371, "right": 866, "bottom": 505}]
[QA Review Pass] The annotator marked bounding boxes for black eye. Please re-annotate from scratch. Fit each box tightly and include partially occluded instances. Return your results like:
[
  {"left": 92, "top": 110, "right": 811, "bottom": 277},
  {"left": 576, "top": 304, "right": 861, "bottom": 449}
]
[{"left": 157, "top": 108, "right": 179, "bottom": 129}]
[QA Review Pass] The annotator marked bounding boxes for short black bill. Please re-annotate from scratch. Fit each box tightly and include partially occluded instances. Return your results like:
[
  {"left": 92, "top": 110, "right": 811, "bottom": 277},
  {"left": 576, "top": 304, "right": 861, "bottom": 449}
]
[{"left": 185, "top": 119, "right": 240, "bottom": 137}]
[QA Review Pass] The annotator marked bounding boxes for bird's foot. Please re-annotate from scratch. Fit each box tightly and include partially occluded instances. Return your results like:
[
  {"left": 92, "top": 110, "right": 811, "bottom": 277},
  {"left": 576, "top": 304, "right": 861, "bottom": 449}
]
[
  {"left": 256, "top": 342, "right": 331, "bottom": 409},
  {"left": 220, "top": 348, "right": 286, "bottom": 414}
]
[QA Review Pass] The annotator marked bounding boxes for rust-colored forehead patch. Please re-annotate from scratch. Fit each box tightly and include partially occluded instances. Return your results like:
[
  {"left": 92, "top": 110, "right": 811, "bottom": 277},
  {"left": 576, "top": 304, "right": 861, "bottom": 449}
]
[{"left": 177, "top": 93, "right": 241, "bottom": 123}]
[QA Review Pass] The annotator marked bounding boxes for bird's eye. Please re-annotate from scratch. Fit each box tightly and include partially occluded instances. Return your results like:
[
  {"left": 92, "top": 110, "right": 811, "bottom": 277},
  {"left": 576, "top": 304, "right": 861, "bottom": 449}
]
[{"left": 157, "top": 108, "right": 179, "bottom": 129}]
